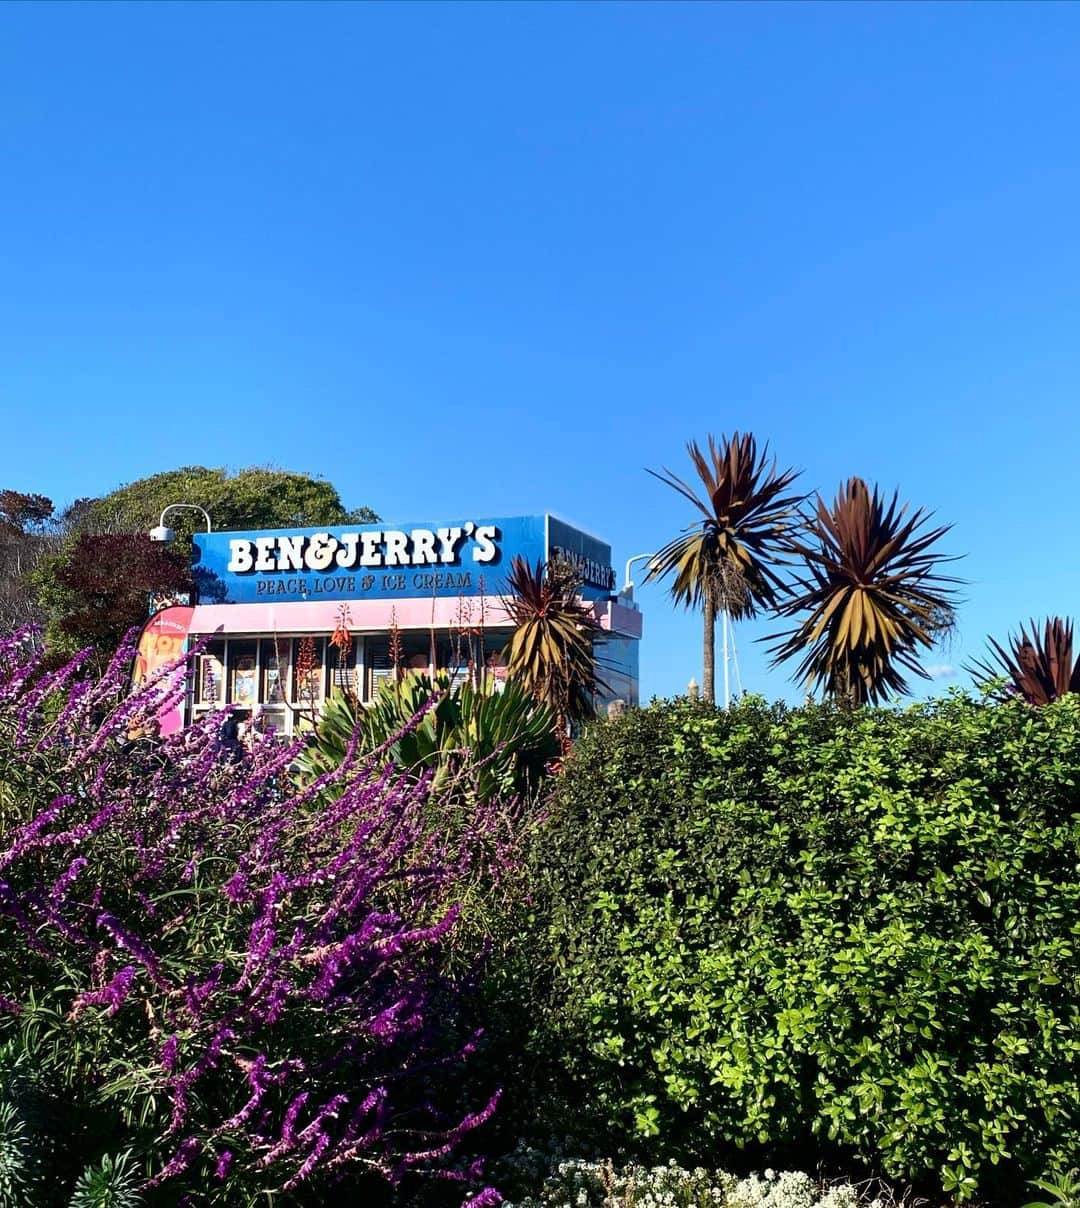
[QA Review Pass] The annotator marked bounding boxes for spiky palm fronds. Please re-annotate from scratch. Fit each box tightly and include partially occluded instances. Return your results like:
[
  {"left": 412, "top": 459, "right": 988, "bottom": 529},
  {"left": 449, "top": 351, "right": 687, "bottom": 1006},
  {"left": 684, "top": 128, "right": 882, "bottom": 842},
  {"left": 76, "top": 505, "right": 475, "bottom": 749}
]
[
  {"left": 501, "top": 556, "right": 604, "bottom": 731},
  {"left": 768, "top": 477, "right": 960, "bottom": 706},
  {"left": 647, "top": 432, "right": 804, "bottom": 620},
  {"left": 970, "top": 617, "right": 1080, "bottom": 704},
  {"left": 647, "top": 431, "right": 804, "bottom": 704}
]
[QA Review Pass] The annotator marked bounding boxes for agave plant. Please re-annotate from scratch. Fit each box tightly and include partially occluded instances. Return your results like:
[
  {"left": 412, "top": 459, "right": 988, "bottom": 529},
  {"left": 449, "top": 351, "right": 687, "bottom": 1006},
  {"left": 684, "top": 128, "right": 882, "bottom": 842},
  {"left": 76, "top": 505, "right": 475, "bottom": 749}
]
[
  {"left": 647, "top": 432, "right": 803, "bottom": 705},
  {"left": 970, "top": 617, "right": 1080, "bottom": 704},
  {"left": 298, "top": 672, "right": 559, "bottom": 801},
  {"left": 768, "top": 477, "right": 959, "bottom": 706},
  {"left": 501, "top": 556, "right": 605, "bottom": 733}
]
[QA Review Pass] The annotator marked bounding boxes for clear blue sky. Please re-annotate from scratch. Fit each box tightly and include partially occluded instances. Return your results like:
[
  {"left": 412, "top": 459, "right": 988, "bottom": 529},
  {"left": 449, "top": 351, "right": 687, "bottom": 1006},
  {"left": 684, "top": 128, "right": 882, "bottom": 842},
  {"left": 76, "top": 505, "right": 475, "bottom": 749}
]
[{"left": 2, "top": 1, "right": 1079, "bottom": 703}]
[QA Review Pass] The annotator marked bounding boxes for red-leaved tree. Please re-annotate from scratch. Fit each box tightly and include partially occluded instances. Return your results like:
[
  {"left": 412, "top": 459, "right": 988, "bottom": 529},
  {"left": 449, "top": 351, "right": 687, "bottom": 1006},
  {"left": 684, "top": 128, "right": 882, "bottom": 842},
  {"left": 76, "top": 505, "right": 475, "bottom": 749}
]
[{"left": 45, "top": 533, "right": 193, "bottom": 669}]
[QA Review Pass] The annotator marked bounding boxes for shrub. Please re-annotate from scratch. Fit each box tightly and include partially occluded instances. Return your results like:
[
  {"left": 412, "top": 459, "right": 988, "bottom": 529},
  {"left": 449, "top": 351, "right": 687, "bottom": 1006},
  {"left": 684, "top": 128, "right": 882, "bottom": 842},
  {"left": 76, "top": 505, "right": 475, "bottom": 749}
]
[
  {"left": 298, "top": 672, "right": 559, "bottom": 803},
  {"left": 524, "top": 694, "right": 1080, "bottom": 1203},
  {"left": 493, "top": 1148, "right": 870, "bottom": 1208},
  {"left": 0, "top": 629, "right": 509, "bottom": 1205}
]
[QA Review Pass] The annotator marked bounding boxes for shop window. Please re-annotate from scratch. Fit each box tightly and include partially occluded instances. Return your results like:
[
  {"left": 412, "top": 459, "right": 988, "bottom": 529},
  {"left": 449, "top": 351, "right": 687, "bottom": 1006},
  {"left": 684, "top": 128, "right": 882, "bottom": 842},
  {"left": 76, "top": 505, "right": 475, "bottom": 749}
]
[
  {"left": 290, "top": 637, "right": 327, "bottom": 706},
  {"left": 483, "top": 634, "right": 509, "bottom": 680},
  {"left": 195, "top": 641, "right": 227, "bottom": 708},
  {"left": 229, "top": 639, "right": 259, "bottom": 707},
  {"left": 366, "top": 635, "right": 431, "bottom": 698},
  {"left": 260, "top": 638, "right": 290, "bottom": 706},
  {"left": 328, "top": 632, "right": 358, "bottom": 695}
]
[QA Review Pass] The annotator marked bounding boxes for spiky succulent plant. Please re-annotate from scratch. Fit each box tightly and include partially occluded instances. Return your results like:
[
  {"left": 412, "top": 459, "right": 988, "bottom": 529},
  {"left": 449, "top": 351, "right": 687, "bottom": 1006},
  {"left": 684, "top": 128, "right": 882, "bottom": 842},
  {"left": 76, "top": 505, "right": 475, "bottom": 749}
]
[{"left": 768, "top": 477, "right": 960, "bottom": 705}]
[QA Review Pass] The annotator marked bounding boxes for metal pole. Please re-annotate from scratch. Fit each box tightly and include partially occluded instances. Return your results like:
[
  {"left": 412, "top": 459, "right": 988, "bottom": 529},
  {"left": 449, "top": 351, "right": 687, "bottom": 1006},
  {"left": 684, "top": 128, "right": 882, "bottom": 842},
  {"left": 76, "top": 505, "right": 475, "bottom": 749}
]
[
  {"left": 722, "top": 608, "right": 730, "bottom": 710},
  {"left": 622, "top": 553, "right": 655, "bottom": 596},
  {"left": 159, "top": 503, "right": 213, "bottom": 533}
]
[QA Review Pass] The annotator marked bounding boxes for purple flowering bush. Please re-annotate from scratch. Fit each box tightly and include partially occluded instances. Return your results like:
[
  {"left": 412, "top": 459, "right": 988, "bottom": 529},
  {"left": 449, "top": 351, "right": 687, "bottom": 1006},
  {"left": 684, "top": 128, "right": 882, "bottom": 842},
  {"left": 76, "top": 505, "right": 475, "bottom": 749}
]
[{"left": 0, "top": 628, "right": 512, "bottom": 1206}]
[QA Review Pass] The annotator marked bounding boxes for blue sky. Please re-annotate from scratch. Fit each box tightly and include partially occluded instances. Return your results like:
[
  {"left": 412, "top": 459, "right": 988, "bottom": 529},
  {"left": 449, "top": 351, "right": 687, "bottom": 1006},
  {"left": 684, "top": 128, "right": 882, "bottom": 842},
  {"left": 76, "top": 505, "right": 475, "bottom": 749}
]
[{"left": 2, "top": 1, "right": 1079, "bottom": 702}]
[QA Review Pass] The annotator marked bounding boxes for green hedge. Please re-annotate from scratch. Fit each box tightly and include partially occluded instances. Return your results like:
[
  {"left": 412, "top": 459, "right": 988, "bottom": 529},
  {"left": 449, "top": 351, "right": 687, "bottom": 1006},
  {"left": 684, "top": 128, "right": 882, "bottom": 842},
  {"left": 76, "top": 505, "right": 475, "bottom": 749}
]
[{"left": 525, "top": 693, "right": 1080, "bottom": 1203}]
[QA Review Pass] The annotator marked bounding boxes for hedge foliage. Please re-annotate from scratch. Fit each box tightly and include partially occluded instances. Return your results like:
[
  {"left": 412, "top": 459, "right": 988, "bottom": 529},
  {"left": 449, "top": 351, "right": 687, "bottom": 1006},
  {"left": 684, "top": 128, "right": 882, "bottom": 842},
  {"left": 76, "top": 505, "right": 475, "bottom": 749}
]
[{"left": 526, "top": 693, "right": 1080, "bottom": 1203}]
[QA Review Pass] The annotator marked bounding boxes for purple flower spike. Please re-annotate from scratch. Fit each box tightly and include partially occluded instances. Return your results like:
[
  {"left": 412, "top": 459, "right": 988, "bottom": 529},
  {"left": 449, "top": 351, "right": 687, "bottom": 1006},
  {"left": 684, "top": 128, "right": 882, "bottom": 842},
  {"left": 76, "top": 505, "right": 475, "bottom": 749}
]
[
  {"left": 0, "top": 629, "right": 520, "bottom": 1201},
  {"left": 71, "top": 965, "right": 137, "bottom": 1017}
]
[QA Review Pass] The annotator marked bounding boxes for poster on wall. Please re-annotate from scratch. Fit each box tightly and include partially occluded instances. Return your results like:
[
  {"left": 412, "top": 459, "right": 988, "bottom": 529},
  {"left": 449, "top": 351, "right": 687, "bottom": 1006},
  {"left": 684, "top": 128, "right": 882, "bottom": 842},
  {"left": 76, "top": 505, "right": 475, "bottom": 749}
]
[{"left": 231, "top": 657, "right": 257, "bottom": 705}]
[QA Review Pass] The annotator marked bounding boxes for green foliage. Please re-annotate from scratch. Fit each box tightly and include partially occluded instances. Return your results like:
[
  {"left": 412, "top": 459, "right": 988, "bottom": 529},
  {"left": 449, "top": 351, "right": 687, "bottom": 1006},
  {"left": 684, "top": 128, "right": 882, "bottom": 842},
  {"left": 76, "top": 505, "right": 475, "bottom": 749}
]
[
  {"left": 0, "top": 1035, "right": 134, "bottom": 1207},
  {"left": 299, "top": 672, "right": 560, "bottom": 802},
  {"left": 1026, "top": 1170, "right": 1080, "bottom": 1208},
  {"left": 68, "top": 1151, "right": 143, "bottom": 1208},
  {"left": 72, "top": 465, "right": 377, "bottom": 545},
  {"left": 0, "top": 1100, "right": 33, "bottom": 1204},
  {"left": 0, "top": 490, "right": 57, "bottom": 632},
  {"left": 524, "top": 693, "right": 1080, "bottom": 1203},
  {"left": 0, "top": 1038, "right": 47, "bottom": 1201}
]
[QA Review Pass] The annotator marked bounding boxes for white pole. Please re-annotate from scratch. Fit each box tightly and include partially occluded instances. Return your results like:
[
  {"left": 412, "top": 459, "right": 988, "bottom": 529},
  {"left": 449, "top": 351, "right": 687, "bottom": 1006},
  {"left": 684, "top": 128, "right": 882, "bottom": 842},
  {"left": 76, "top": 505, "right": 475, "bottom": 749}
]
[
  {"left": 722, "top": 608, "right": 730, "bottom": 710},
  {"left": 622, "top": 553, "right": 655, "bottom": 597},
  {"left": 159, "top": 503, "right": 213, "bottom": 533},
  {"left": 731, "top": 620, "right": 743, "bottom": 698}
]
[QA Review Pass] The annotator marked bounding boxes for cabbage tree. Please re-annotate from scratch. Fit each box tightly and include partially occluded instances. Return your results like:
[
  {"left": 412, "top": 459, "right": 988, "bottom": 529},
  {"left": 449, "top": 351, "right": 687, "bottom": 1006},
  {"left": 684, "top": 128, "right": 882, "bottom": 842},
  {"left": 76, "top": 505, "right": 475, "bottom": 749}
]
[
  {"left": 647, "top": 432, "right": 803, "bottom": 705},
  {"left": 502, "top": 556, "right": 604, "bottom": 736},
  {"left": 769, "top": 477, "right": 959, "bottom": 705},
  {"left": 970, "top": 617, "right": 1080, "bottom": 704}
]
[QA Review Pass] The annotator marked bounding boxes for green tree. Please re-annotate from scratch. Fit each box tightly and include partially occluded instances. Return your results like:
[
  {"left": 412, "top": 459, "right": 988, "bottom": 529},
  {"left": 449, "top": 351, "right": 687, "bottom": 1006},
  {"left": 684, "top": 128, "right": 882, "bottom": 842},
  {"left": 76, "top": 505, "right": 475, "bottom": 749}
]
[
  {"left": 768, "top": 476, "right": 959, "bottom": 705},
  {"left": 646, "top": 433, "right": 803, "bottom": 705},
  {"left": 72, "top": 465, "right": 376, "bottom": 549}
]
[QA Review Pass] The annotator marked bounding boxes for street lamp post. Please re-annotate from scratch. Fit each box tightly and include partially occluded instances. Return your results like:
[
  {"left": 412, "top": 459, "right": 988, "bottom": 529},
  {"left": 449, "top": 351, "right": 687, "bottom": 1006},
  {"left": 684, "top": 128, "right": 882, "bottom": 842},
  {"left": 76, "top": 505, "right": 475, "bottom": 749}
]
[
  {"left": 149, "top": 504, "right": 213, "bottom": 544},
  {"left": 621, "top": 552, "right": 656, "bottom": 600}
]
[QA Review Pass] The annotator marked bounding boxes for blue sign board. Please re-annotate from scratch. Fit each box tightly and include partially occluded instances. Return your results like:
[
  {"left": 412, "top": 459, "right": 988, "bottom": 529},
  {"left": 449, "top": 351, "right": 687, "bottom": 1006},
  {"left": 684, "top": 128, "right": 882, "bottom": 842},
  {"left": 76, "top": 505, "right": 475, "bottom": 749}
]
[{"left": 192, "top": 514, "right": 613, "bottom": 605}]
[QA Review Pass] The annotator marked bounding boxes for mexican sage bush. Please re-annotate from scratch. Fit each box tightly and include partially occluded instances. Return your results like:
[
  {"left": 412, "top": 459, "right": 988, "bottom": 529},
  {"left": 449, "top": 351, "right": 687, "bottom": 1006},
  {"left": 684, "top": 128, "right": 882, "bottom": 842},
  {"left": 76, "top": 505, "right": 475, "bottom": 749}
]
[
  {"left": 0, "top": 628, "right": 508, "bottom": 1205},
  {"left": 526, "top": 694, "right": 1080, "bottom": 1203}
]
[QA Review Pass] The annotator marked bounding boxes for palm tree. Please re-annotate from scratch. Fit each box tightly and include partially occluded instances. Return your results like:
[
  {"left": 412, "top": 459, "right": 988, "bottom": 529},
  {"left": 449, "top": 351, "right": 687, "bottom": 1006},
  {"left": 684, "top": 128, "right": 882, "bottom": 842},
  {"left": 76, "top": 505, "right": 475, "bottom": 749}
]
[
  {"left": 969, "top": 617, "right": 1080, "bottom": 704},
  {"left": 502, "top": 556, "right": 605, "bottom": 737},
  {"left": 768, "top": 477, "right": 960, "bottom": 706},
  {"left": 647, "top": 432, "right": 803, "bottom": 705}
]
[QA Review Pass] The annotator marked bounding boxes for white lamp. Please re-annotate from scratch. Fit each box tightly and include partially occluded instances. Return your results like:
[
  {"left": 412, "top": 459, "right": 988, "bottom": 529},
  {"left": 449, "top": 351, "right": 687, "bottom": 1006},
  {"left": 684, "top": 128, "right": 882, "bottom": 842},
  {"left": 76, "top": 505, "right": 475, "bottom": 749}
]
[
  {"left": 621, "top": 552, "right": 657, "bottom": 600},
  {"left": 149, "top": 504, "right": 212, "bottom": 544}
]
